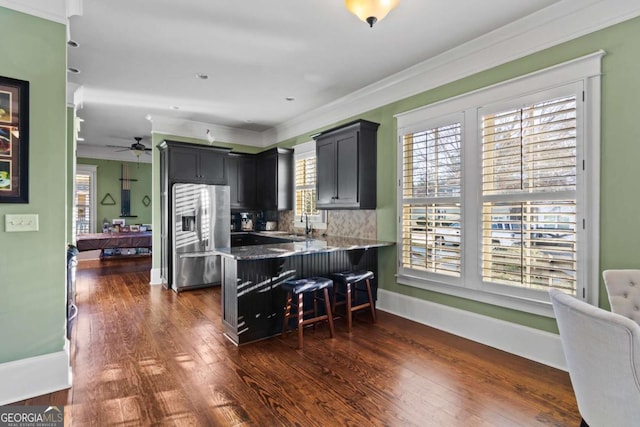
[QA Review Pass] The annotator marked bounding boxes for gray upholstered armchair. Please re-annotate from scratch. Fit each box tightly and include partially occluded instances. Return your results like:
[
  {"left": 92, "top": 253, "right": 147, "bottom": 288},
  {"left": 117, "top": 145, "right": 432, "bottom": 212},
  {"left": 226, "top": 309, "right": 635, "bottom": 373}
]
[
  {"left": 549, "top": 288, "right": 640, "bottom": 427},
  {"left": 603, "top": 269, "right": 640, "bottom": 324}
]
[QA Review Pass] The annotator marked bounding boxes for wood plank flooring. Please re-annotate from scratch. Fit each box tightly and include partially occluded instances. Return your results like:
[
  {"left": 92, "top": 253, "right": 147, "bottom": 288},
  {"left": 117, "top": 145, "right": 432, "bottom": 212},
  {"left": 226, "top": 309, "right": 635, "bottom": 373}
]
[{"left": 15, "top": 258, "right": 581, "bottom": 426}]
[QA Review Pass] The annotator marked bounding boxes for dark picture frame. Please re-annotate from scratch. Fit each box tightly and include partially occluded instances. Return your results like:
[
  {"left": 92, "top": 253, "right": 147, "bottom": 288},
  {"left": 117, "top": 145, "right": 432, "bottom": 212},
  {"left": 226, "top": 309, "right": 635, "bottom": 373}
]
[{"left": 0, "top": 75, "right": 29, "bottom": 203}]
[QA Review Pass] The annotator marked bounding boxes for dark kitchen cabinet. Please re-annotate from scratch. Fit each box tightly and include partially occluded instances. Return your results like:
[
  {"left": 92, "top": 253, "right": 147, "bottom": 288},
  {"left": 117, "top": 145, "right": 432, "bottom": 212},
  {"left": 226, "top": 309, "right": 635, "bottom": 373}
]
[
  {"left": 314, "top": 119, "right": 379, "bottom": 209},
  {"left": 160, "top": 140, "right": 230, "bottom": 185},
  {"left": 228, "top": 153, "right": 256, "bottom": 210},
  {"left": 255, "top": 148, "right": 293, "bottom": 211}
]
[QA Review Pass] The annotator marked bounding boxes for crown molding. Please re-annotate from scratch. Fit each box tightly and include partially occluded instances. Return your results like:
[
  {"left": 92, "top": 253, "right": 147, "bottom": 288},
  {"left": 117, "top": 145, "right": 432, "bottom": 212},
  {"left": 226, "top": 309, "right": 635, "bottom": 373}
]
[
  {"left": 76, "top": 144, "right": 152, "bottom": 164},
  {"left": 149, "top": 115, "right": 264, "bottom": 147},
  {"left": 267, "top": 0, "right": 640, "bottom": 143},
  {"left": 0, "top": 0, "right": 67, "bottom": 23}
]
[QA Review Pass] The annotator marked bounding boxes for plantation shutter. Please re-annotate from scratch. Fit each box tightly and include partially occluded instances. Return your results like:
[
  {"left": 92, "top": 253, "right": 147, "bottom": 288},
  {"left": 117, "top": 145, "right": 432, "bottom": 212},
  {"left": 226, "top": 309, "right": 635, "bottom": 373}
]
[
  {"left": 75, "top": 172, "right": 93, "bottom": 236},
  {"left": 295, "top": 155, "right": 319, "bottom": 216},
  {"left": 481, "top": 95, "right": 578, "bottom": 293},
  {"left": 400, "top": 121, "right": 462, "bottom": 277}
]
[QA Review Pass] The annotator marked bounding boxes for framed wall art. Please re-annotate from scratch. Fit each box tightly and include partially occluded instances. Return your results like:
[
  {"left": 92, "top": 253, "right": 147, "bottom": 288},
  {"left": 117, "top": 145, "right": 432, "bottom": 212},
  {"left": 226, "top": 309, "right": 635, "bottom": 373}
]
[{"left": 0, "top": 75, "right": 29, "bottom": 203}]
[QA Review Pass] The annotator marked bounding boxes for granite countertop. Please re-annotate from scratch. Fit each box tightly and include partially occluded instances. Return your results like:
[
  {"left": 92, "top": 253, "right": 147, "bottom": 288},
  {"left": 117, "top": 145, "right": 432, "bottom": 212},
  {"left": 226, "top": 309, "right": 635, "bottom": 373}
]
[{"left": 216, "top": 232, "right": 394, "bottom": 260}]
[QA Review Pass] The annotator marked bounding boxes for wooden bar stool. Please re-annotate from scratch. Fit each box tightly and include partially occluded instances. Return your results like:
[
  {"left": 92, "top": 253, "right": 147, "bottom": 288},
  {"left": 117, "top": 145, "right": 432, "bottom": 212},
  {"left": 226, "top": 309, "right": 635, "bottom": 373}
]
[
  {"left": 281, "top": 277, "right": 335, "bottom": 349},
  {"left": 331, "top": 270, "right": 376, "bottom": 332}
]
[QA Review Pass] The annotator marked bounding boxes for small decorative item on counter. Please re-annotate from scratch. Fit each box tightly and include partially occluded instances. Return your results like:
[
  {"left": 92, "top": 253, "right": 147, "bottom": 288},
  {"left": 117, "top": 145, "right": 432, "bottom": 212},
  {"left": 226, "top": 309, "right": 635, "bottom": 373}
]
[{"left": 265, "top": 221, "right": 277, "bottom": 231}]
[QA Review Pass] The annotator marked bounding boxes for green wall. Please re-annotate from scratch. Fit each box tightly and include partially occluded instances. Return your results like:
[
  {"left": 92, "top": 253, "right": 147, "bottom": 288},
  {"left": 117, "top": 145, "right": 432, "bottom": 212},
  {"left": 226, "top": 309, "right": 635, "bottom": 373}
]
[
  {"left": 77, "top": 158, "right": 152, "bottom": 230},
  {"left": 273, "top": 16, "right": 640, "bottom": 333},
  {"left": 0, "top": 8, "right": 67, "bottom": 363}
]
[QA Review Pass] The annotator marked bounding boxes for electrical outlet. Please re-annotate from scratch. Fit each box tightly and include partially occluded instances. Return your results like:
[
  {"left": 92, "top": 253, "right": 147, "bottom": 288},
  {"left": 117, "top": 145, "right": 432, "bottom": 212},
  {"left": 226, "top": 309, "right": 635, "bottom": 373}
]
[{"left": 5, "top": 214, "right": 39, "bottom": 232}]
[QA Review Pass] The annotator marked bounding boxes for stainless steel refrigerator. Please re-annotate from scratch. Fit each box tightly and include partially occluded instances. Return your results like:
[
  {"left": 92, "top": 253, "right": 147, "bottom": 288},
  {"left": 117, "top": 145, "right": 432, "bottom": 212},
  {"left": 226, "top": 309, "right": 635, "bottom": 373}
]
[{"left": 172, "top": 183, "right": 230, "bottom": 292}]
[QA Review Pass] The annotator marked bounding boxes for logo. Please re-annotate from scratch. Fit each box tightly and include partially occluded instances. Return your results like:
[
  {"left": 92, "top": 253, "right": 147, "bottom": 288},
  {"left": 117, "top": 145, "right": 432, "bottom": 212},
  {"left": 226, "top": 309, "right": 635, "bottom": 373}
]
[{"left": 0, "top": 405, "right": 64, "bottom": 427}]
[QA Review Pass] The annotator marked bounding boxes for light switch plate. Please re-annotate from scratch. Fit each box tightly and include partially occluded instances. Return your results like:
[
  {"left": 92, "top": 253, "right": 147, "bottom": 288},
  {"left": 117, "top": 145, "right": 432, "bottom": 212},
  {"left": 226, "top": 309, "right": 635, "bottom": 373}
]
[{"left": 5, "top": 214, "right": 39, "bottom": 232}]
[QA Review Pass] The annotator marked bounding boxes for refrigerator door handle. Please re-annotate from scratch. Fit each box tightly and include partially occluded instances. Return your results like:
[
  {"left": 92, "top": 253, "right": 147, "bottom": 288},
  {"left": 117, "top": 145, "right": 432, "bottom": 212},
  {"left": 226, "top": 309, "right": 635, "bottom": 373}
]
[{"left": 199, "top": 204, "right": 210, "bottom": 250}]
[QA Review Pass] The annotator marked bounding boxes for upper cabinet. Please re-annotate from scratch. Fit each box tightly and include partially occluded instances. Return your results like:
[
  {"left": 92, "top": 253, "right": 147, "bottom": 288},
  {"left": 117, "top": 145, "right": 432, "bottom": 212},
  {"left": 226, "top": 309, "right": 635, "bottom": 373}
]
[
  {"left": 314, "top": 119, "right": 379, "bottom": 210},
  {"left": 158, "top": 141, "right": 293, "bottom": 211},
  {"left": 159, "top": 140, "right": 230, "bottom": 185},
  {"left": 228, "top": 153, "right": 257, "bottom": 210},
  {"left": 256, "top": 148, "right": 293, "bottom": 211}
]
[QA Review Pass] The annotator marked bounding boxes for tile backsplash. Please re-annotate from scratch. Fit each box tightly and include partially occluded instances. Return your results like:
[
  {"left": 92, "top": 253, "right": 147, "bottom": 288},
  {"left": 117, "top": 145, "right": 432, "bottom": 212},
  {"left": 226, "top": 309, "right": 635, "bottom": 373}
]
[{"left": 278, "top": 210, "right": 377, "bottom": 240}]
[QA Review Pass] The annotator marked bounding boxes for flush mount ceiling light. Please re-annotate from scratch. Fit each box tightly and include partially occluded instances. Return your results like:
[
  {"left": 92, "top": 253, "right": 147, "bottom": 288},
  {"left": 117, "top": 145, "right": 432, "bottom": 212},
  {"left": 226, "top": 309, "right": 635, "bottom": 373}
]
[{"left": 345, "top": 0, "right": 399, "bottom": 27}]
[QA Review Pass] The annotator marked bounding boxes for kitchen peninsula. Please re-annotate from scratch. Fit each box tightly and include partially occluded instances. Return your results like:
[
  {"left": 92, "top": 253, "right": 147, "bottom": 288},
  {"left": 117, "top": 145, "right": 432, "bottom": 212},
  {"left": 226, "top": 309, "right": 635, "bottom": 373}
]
[{"left": 216, "top": 233, "right": 393, "bottom": 345}]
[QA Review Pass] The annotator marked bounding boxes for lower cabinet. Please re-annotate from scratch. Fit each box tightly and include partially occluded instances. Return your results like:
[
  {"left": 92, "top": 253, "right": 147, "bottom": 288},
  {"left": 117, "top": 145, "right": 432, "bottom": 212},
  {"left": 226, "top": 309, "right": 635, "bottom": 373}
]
[{"left": 221, "top": 249, "right": 379, "bottom": 345}]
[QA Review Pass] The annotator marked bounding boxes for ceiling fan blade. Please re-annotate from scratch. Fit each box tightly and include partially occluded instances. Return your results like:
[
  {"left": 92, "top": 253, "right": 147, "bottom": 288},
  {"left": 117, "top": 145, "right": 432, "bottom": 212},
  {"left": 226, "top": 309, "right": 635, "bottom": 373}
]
[
  {"left": 106, "top": 144, "right": 130, "bottom": 149},
  {"left": 115, "top": 148, "right": 130, "bottom": 152}
]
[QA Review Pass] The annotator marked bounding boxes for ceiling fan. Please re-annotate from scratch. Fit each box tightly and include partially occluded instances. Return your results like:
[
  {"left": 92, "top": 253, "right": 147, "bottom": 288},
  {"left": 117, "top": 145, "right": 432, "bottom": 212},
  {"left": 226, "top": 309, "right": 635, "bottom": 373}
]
[{"left": 107, "top": 137, "right": 152, "bottom": 155}]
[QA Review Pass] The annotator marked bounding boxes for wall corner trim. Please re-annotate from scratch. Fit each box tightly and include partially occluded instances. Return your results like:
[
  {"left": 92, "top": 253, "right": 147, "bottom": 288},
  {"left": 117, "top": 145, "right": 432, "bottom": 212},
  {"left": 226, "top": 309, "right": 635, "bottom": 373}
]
[
  {"left": 377, "top": 289, "right": 567, "bottom": 371},
  {"left": 0, "top": 346, "right": 72, "bottom": 405},
  {"left": 149, "top": 268, "right": 163, "bottom": 286}
]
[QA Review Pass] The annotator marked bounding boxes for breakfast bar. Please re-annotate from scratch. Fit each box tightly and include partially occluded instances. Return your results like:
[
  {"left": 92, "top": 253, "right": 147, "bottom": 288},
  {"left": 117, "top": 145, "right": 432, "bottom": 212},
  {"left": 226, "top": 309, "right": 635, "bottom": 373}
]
[{"left": 215, "top": 234, "right": 393, "bottom": 345}]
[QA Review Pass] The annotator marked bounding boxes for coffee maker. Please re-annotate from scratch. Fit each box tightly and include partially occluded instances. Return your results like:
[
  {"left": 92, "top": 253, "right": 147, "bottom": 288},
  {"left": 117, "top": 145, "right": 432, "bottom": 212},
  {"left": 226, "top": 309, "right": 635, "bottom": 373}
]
[{"left": 239, "top": 212, "right": 254, "bottom": 231}]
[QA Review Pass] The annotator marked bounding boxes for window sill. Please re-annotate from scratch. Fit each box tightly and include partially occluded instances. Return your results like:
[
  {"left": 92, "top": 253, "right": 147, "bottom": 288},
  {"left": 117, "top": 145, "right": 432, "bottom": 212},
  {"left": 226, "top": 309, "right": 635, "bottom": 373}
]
[{"left": 396, "top": 273, "right": 555, "bottom": 318}]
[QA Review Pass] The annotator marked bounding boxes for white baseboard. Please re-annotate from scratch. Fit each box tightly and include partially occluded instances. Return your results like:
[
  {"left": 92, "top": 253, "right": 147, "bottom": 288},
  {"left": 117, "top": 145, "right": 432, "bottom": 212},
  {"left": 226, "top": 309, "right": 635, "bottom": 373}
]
[
  {"left": 0, "top": 344, "right": 72, "bottom": 405},
  {"left": 377, "top": 289, "right": 567, "bottom": 371},
  {"left": 149, "top": 267, "right": 163, "bottom": 286}
]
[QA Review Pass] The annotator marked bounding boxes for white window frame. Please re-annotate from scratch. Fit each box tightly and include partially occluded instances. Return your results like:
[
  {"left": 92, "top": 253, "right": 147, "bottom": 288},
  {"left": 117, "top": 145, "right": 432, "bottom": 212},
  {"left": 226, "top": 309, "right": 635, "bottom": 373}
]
[
  {"left": 75, "top": 164, "right": 98, "bottom": 235},
  {"left": 399, "top": 113, "right": 464, "bottom": 284},
  {"left": 293, "top": 141, "right": 326, "bottom": 230},
  {"left": 395, "top": 51, "right": 603, "bottom": 317}
]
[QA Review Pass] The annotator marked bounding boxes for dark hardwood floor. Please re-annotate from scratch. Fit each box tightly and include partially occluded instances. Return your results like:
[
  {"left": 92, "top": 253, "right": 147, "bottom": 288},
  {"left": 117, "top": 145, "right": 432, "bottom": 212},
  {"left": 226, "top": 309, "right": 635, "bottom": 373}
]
[{"left": 15, "top": 258, "right": 580, "bottom": 426}]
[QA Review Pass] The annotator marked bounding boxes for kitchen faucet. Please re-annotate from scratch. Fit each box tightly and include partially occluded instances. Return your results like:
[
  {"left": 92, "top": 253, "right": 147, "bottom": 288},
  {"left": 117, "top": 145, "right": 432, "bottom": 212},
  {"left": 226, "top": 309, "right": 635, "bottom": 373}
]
[{"left": 301, "top": 213, "right": 312, "bottom": 236}]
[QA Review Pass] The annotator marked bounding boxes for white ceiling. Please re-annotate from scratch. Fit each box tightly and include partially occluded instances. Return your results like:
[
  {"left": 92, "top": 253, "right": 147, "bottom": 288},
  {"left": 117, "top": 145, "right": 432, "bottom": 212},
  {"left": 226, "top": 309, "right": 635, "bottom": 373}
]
[{"left": 50, "top": 0, "right": 639, "bottom": 155}]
